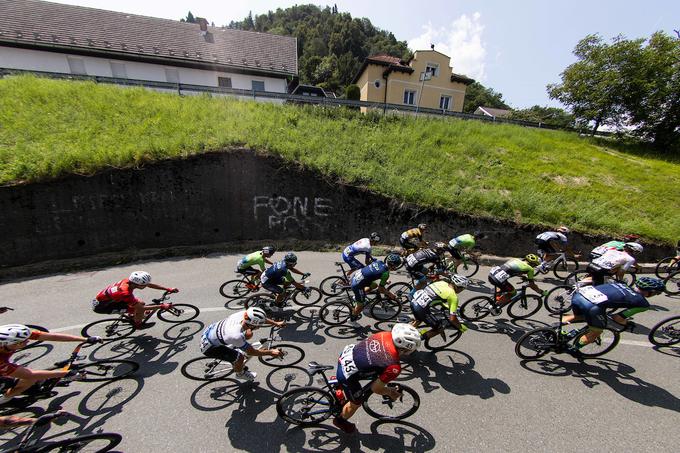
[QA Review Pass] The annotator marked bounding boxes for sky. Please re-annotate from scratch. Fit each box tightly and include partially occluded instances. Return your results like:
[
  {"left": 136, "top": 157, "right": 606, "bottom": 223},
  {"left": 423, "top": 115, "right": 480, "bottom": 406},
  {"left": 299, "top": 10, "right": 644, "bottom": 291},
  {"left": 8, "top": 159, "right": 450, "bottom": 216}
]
[{"left": 43, "top": 0, "right": 680, "bottom": 109}]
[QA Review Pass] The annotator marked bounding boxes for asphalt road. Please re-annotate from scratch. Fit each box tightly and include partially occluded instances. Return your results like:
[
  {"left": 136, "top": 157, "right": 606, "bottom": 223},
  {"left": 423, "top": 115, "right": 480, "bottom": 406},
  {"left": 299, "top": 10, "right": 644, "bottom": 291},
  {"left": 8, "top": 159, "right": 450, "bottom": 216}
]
[{"left": 1, "top": 252, "right": 678, "bottom": 452}]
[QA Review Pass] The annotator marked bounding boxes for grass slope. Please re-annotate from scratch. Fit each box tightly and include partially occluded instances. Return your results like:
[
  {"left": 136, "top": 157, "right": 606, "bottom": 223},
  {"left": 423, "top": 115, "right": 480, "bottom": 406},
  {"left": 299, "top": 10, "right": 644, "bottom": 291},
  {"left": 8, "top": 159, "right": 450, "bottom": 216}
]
[{"left": 1, "top": 75, "right": 678, "bottom": 243}]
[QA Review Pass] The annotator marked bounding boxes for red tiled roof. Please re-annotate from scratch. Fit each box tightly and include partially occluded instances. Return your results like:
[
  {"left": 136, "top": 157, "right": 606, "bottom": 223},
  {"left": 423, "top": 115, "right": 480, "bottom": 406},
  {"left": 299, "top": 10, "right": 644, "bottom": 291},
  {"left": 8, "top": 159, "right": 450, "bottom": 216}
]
[{"left": 366, "top": 53, "right": 410, "bottom": 68}]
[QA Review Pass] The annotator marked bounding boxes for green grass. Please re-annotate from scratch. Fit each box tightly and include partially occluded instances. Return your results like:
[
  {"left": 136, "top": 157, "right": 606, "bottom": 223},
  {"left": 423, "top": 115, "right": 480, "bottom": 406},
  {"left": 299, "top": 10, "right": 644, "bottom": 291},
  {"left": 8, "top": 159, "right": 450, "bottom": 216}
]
[{"left": 1, "top": 75, "right": 679, "bottom": 244}]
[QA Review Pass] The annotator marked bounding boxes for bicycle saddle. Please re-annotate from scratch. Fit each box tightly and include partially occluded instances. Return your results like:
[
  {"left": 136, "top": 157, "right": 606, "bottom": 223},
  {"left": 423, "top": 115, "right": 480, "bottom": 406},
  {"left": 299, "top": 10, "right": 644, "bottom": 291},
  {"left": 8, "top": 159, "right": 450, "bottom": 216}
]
[{"left": 307, "top": 361, "right": 334, "bottom": 372}]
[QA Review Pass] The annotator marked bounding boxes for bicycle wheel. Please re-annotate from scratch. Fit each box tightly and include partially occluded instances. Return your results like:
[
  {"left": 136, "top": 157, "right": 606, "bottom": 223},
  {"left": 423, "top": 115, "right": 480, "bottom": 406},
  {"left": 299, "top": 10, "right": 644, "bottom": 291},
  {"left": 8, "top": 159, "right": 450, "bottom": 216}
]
[
  {"left": 369, "top": 297, "right": 402, "bottom": 321},
  {"left": 38, "top": 433, "right": 122, "bottom": 453},
  {"left": 553, "top": 257, "right": 579, "bottom": 279},
  {"left": 507, "top": 294, "right": 542, "bottom": 319},
  {"left": 319, "top": 300, "right": 353, "bottom": 326},
  {"left": 293, "top": 287, "right": 322, "bottom": 307},
  {"left": 455, "top": 258, "right": 480, "bottom": 278},
  {"left": 259, "top": 344, "right": 305, "bottom": 367},
  {"left": 81, "top": 318, "right": 134, "bottom": 342},
  {"left": 157, "top": 304, "right": 200, "bottom": 323},
  {"left": 648, "top": 315, "right": 680, "bottom": 347},
  {"left": 219, "top": 279, "right": 252, "bottom": 299},
  {"left": 459, "top": 296, "right": 494, "bottom": 321},
  {"left": 424, "top": 328, "right": 462, "bottom": 351},
  {"left": 664, "top": 270, "right": 680, "bottom": 295},
  {"left": 319, "top": 276, "right": 348, "bottom": 297},
  {"left": 543, "top": 285, "right": 575, "bottom": 314},
  {"left": 655, "top": 256, "right": 680, "bottom": 278},
  {"left": 244, "top": 293, "right": 276, "bottom": 313},
  {"left": 563, "top": 270, "right": 590, "bottom": 286},
  {"left": 515, "top": 328, "right": 558, "bottom": 359},
  {"left": 276, "top": 386, "right": 336, "bottom": 426},
  {"left": 73, "top": 359, "right": 139, "bottom": 382},
  {"left": 181, "top": 357, "right": 234, "bottom": 381},
  {"left": 573, "top": 328, "right": 620, "bottom": 358},
  {"left": 362, "top": 384, "right": 420, "bottom": 421}
]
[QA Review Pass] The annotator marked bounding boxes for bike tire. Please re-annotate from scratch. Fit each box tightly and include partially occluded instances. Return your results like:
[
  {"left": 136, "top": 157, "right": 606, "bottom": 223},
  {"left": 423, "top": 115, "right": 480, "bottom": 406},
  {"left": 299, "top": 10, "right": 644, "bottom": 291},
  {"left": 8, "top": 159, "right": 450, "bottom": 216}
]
[
  {"left": 648, "top": 315, "right": 680, "bottom": 347},
  {"left": 244, "top": 293, "right": 276, "bottom": 314},
  {"left": 157, "top": 303, "right": 200, "bottom": 323},
  {"left": 293, "top": 287, "right": 322, "bottom": 307},
  {"left": 573, "top": 328, "right": 620, "bottom": 358},
  {"left": 81, "top": 318, "right": 135, "bottom": 342},
  {"left": 36, "top": 432, "right": 122, "bottom": 453},
  {"left": 181, "top": 357, "right": 234, "bottom": 381},
  {"left": 319, "top": 300, "right": 353, "bottom": 326},
  {"left": 563, "top": 270, "right": 590, "bottom": 286},
  {"left": 459, "top": 296, "right": 494, "bottom": 321},
  {"left": 543, "top": 285, "right": 575, "bottom": 314},
  {"left": 553, "top": 257, "right": 579, "bottom": 279},
  {"left": 515, "top": 327, "right": 558, "bottom": 360},
  {"left": 369, "top": 297, "right": 402, "bottom": 321},
  {"left": 655, "top": 256, "right": 680, "bottom": 279},
  {"left": 219, "top": 279, "right": 252, "bottom": 299},
  {"left": 664, "top": 270, "right": 680, "bottom": 295},
  {"left": 73, "top": 359, "right": 139, "bottom": 382},
  {"left": 259, "top": 344, "right": 305, "bottom": 367},
  {"left": 276, "top": 386, "right": 337, "bottom": 426},
  {"left": 362, "top": 384, "right": 420, "bottom": 421},
  {"left": 319, "top": 276, "right": 348, "bottom": 297},
  {"left": 388, "top": 281, "right": 414, "bottom": 315},
  {"left": 424, "top": 328, "right": 462, "bottom": 351},
  {"left": 455, "top": 258, "right": 480, "bottom": 278},
  {"left": 507, "top": 294, "right": 542, "bottom": 320}
]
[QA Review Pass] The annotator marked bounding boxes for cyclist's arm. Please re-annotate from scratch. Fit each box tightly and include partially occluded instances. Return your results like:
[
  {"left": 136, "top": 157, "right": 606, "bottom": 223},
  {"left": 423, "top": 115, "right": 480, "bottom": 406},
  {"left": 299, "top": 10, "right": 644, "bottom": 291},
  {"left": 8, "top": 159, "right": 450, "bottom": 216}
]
[
  {"left": 243, "top": 344, "right": 280, "bottom": 357},
  {"left": 288, "top": 267, "right": 305, "bottom": 277},
  {"left": 0, "top": 415, "right": 35, "bottom": 428},
  {"left": 32, "top": 331, "right": 87, "bottom": 342},
  {"left": 263, "top": 258, "right": 273, "bottom": 266},
  {"left": 9, "top": 366, "right": 69, "bottom": 380},
  {"left": 265, "top": 318, "right": 285, "bottom": 328},
  {"left": 146, "top": 283, "right": 177, "bottom": 292}
]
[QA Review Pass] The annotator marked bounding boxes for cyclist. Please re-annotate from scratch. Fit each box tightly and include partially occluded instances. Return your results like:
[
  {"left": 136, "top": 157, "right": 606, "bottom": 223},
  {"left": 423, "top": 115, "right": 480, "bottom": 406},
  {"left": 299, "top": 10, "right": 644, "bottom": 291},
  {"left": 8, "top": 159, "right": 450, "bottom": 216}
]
[
  {"left": 199, "top": 307, "right": 285, "bottom": 381},
  {"left": 584, "top": 242, "right": 642, "bottom": 285},
  {"left": 91, "top": 271, "right": 178, "bottom": 330},
  {"left": 588, "top": 235, "right": 639, "bottom": 260},
  {"left": 405, "top": 243, "right": 448, "bottom": 290},
  {"left": 260, "top": 253, "right": 307, "bottom": 306},
  {"left": 342, "top": 233, "right": 381, "bottom": 277},
  {"left": 535, "top": 226, "right": 572, "bottom": 269},
  {"left": 333, "top": 323, "right": 421, "bottom": 434},
  {"left": 488, "top": 255, "right": 547, "bottom": 311},
  {"left": 0, "top": 325, "right": 101, "bottom": 403},
  {"left": 447, "top": 232, "right": 483, "bottom": 269},
  {"left": 235, "top": 246, "right": 276, "bottom": 284},
  {"left": 563, "top": 277, "right": 665, "bottom": 351},
  {"left": 410, "top": 275, "right": 469, "bottom": 340},
  {"left": 399, "top": 223, "right": 428, "bottom": 251},
  {"left": 349, "top": 254, "right": 402, "bottom": 320}
]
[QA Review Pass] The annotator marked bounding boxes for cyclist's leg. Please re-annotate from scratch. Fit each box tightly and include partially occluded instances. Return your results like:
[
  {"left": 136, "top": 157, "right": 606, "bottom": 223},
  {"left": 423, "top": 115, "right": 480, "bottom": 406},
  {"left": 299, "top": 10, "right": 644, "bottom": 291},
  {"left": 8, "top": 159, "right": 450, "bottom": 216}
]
[
  {"left": 262, "top": 281, "right": 284, "bottom": 304},
  {"left": 350, "top": 284, "right": 366, "bottom": 317},
  {"left": 563, "top": 294, "right": 587, "bottom": 324},
  {"left": 335, "top": 363, "right": 364, "bottom": 421},
  {"left": 574, "top": 305, "right": 606, "bottom": 348},
  {"left": 343, "top": 254, "right": 364, "bottom": 278},
  {"left": 203, "top": 345, "right": 244, "bottom": 372}
]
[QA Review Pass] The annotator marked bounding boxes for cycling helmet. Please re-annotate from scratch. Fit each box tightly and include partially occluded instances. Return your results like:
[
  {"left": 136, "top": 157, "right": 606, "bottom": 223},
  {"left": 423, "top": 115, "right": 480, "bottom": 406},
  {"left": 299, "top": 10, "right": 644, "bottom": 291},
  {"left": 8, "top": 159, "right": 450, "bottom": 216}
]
[
  {"left": 385, "top": 253, "right": 403, "bottom": 268},
  {"left": 391, "top": 323, "right": 422, "bottom": 352},
  {"left": 524, "top": 254, "right": 541, "bottom": 266},
  {"left": 556, "top": 226, "right": 570, "bottom": 234},
  {"left": 624, "top": 242, "right": 643, "bottom": 254},
  {"left": 262, "top": 246, "right": 276, "bottom": 257},
  {"left": 450, "top": 274, "right": 469, "bottom": 289},
  {"left": 622, "top": 234, "right": 640, "bottom": 241},
  {"left": 0, "top": 324, "right": 31, "bottom": 347},
  {"left": 417, "top": 223, "right": 428, "bottom": 230},
  {"left": 245, "top": 307, "right": 268, "bottom": 326},
  {"left": 369, "top": 232, "right": 382, "bottom": 243},
  {"left": 635, "top": 277, "right": 665, "bottom": 292},
  {"left": 473, "top": 230, "right": 486, "bottom": 240},
  {"left": 283, "top": 252, "right": 298, "bottom": 264},
  {"left": 433, "top": 242, "right": 448, "bottom": 253},
  {"left": 129, "top": 271, "right": 151, "bottom": 286}
]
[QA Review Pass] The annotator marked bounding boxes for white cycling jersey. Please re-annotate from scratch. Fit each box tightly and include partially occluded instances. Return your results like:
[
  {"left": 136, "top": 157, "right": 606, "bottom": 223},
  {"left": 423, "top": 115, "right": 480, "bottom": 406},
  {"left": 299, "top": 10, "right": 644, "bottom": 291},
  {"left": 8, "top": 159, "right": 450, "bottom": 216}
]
[
  {"left": 344, "top": 238, "right": 371, "bottom": 256},
  {"left": 536, "top": 231, "right": 567, "bottom": 243},
  {"left": 592, "top": 249, "right": 635, "bottom": 271},
  {"left": 200, "top": 310, "right": 250, "bottom": 352}
]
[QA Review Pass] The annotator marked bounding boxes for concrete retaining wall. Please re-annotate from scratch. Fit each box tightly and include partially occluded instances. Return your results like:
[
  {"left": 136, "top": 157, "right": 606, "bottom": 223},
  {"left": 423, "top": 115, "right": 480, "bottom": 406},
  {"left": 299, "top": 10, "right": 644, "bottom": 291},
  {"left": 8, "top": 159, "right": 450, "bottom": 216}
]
[{"left": 1, "top": 150, "right": 673, "bottom": 270}]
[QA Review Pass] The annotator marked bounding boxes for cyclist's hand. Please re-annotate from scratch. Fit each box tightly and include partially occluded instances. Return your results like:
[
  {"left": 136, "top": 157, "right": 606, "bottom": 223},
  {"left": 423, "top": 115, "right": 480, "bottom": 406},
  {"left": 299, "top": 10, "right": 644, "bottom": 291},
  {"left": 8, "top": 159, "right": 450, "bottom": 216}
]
[
  {"left": 270, "top": 348, "right": 282, "bottom": 358},
  {"left": 275, "top": 321, "right": 286, "bottom": 328},
  {"left": 541, "top": 290, "right": 549, "bottom": 297},
  {"left": 86, "top": 336, "right": 103, "bottom": 344},
  {"left": 301, "top": 272, "right": 311, "bottom": 279},
  {"left": 160, "top": 303, "right": 171, "bottom": 310},
  {"left": 387, "top": 386, "right": 402, "bottom": 401},
  {"left": 168, "top": 288, "right": 179, "bottom": 293}
]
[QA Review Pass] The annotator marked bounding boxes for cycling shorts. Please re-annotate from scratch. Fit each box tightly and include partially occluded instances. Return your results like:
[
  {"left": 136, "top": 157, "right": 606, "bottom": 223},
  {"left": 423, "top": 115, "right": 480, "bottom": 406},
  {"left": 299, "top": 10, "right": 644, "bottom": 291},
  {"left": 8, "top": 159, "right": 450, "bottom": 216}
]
[
  {"left": 571, "top": 294, "right": 607, "bottom": 329},
  {"left": 488, "top": 275, "right": 514, "bottom": 294},
  {"left": 262, "top": 281, "right": 284, "bottom": 295},
  {"left": 342, "top": 253, "right": 364, "bottom": 271},
  {"left": 586, "top": 263, "right": 612, "bottom": 286},
  {"left": 399, "top": 237, "right": 419, "bottom": 250},
  {"left": 236, "top": 267, "right": 260, "bottom": 277},
  {"left": 535, "top": 238, "right": 558, "bottom": 254},
  {"left": 410, "top": 302, "right": 447, "bottom": 329},
  {"left": 202, "top": 344, "right": 242, "bottom": 363},
  {"left": 335, "top": 362, "right": 370, "bottom": 404},
  {"left": 449, "top": 248, "right": 463, "bottom": 260},
  {"left": 406, "top": 263, "right": 427, "bottom": 282},
  {"left": 91, "top": 299, "right": 129, "bottom": 315}
]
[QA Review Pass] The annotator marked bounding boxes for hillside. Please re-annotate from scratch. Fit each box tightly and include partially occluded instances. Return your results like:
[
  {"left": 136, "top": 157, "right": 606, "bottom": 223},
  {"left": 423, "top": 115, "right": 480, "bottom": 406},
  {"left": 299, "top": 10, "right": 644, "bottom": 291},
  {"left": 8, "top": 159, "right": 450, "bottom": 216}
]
[{"left": 1, "top": 75, "right": 678, "bottom": 244}]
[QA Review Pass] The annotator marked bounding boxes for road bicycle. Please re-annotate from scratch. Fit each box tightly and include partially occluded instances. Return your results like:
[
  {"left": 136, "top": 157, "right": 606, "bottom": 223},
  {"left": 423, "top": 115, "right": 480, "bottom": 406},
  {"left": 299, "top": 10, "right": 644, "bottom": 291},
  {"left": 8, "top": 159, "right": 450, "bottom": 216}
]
[
  {"left": 81, "top": 291, "right": 199, "bottom": 341},
  {"left": 243, "top": 280, "right": 322, "bottom": 317},
  {"left": 459, "top": 282, "right": 543, "bottom": 321},
  {"left": 219, "top": 273, "right": 262, "bottom": 299},
  {"left": 319, "top": 262, "right": 355, "bottom": 297},
  {"left": 2, "top": 411, "right": 121, "bottom": 452},
  {"left": 181, "top": 326, "right": 305, "bottom": 381},
  {"left": 654, "top": 245, "right": 680, "bottom": 278},
  {"left": 535, "top": 251, "right": 580, "bottom": 279},
  {"left": 0, "top": 341, "right": 138, "bottom": 412},
  {"left": 319, "top": 285, "right": 407, "bottom": 324},
  {"left": 276, "top": 361, "right": 419, "bottom": 426},
  {"left": 443, "top": 250, "right": 481, "bottom": 278},
  {"left": 663, "top": 269, "right": 680, "bottom": 295},
  {"left": 648, "top": 315, "right": 680, "bottom": 347}
]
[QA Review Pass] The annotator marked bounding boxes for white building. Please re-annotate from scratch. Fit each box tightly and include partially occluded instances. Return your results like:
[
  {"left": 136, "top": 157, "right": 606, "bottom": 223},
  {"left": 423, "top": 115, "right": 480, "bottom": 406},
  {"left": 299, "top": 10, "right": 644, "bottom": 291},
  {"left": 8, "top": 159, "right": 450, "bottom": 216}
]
[{"left": 0, "top": 0, "right": 298, "bottom": 93}]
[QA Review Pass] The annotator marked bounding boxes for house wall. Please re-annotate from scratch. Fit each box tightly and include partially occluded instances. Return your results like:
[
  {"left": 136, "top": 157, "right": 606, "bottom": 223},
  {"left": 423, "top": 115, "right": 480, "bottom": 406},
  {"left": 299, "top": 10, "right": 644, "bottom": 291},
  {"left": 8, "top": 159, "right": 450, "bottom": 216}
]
[{"left": 0, "top": 46, "right": 288, "bottom": 92}]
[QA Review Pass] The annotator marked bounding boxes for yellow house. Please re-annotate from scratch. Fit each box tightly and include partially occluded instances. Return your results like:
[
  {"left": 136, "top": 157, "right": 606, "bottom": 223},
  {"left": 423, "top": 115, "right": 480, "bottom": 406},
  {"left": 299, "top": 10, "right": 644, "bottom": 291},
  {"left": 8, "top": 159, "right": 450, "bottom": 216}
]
[{"left": 352, "top": 48, "right": 474, "bottom": 113}]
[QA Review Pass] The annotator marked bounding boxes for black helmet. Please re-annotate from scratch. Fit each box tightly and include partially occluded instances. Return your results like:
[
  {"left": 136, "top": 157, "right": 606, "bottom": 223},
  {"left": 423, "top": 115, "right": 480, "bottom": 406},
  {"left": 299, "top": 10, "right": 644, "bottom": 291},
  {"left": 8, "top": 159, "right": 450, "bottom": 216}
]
[
  {"left": 284, "top": 252, "right": 297, "bottom": 264},
  {"left": 262, "top": 246, "right": 276, "bottom": 257},
  {"left": 385, "top": 253, "right": 402, "bottom": 267}
]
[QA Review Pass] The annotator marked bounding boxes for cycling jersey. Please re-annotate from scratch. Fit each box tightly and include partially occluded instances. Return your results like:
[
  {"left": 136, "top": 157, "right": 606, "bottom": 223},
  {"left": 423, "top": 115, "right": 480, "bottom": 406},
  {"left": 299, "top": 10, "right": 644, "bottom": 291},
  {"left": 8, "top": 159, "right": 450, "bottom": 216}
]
[
  {"left": 95, "top": 279, "right": 140, "bottom": 307},
  {"left": 343, "top": 238, "right": 372, "bottom": 257},
  {"left": 200, "top": 310, "right": 250, "bottom": 352},
  {"left": 536, "top": 232, "right": 567, "bottom": 243},
  {"left": 351, "top": 260, "right": 390, "bottom": 303},
  {"left": 448, "top": 234, "right": 475, "bottom": 250},
  {"left": 261, "top": 260, "right": 292, "bottom": 285},
  {"left": 237, "top": 251, "right": 266, "bottom": 272},
  {"left": 336, "top": 331, "right": 401, "bottom": 384},
  {"left": 405, "top": 249, "right": 441, "bottom": 269},
  {"left": 411, "top": 280, "right": 459, "bottom": 314},
  {"left": 495, "top": 259, "right": 536, "bottom": 282},
  {"left": 571, "top": 283, "right": 650, "bottom": 328},
  {"left": 590, "top": 241, "right": 624, "bottom": 259},
  {"left": 400, "top": 228, "right": 423, "bottom": 241},
  {"left": 591, "top": 250, "right": 635, "bottom": 271},
  {"left": 0, "top": 330, "right": 41, "bottom": 377}
]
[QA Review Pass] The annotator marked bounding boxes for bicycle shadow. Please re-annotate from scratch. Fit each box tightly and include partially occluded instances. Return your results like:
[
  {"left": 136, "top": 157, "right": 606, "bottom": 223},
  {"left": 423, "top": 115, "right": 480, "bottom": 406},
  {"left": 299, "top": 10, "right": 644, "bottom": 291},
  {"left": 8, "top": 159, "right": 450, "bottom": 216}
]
[
  {"left": 519, "top": 357, "right": 680, "bottom": 412},
  {"left": 11, "top": 343, "right": 54, "bottom": 368},
  {"left": 651, "top": 345, "right": 680, "bottom": 358},
  {"left": 264, "top": 366, "right": 314, "bottom": 395},
  {"left": 468, "top": 318, "right": 549, "bottom": 344}
]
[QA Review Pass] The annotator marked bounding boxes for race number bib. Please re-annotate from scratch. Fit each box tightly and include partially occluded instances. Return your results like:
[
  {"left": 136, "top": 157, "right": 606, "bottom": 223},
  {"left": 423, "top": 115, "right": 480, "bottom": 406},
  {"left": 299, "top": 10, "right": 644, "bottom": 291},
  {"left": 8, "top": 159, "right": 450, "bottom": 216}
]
[
  {"left": 351, "top": 272, "right": 364, "bottom": 286},
  {"left": 406, "top": 255, "right": 418, "bottom": 267},
  {"left": 339, "top": 344, "right": 358, "bottom": 378},
  {"left": 200, "top": 332, "right": 212, "bottom": 353},
  {"left": 579, "top": 286, "right": 608, "bottom": 304},
  {"left": 490, "top": 266, "right": 510, "bottom": 282},
  {"left": 412, "top": 290, "right": 431, "bottom": 307}
]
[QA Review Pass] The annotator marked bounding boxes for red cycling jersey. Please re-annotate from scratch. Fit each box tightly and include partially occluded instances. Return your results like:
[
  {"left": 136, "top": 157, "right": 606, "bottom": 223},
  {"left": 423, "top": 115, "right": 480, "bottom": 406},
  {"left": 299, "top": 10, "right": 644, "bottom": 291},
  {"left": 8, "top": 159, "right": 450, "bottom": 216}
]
[
  {"left": 96, "top": 279, "right": 141, "bottom": 308},
  {"left": 0, "top": 330, "right": 41, "bottom": 377}
]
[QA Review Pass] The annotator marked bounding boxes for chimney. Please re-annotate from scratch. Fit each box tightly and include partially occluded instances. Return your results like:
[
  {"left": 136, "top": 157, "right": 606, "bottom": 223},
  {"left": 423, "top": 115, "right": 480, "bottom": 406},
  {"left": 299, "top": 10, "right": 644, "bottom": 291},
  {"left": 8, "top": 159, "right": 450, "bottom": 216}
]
[
  {"left": 430, "top": 44, "right": 435, "bottom": 50},
  {"left": 197, "top": 18, "right": 208, "bottom": 34}
]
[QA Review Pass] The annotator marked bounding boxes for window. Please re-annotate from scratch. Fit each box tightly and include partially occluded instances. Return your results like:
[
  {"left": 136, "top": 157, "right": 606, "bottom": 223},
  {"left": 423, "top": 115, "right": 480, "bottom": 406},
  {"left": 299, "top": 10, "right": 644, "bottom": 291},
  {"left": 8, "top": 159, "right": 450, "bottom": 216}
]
[
  {"left": 218, "top": 77, "right": 232, "bottom": 88},
  {"left": 439, "top": 95, "right": 451, "bottom": 110},
  {"left": 251, "top": 80, "right": 265, "bottom": 91},
  {"left": 403, "top": 90, "right": 416, "bottom": 105},
  {"left": 110, "top": 62, "right": 127, "bottom": 78},
  {"left": 165, "top": 68, "right": 180, "bottom": 83},
  {"left": 67, "top": 57, "right": 87, "bottom": 75},
  {"left": 425, "top": 63, "right": 439, "bottom": 78}
]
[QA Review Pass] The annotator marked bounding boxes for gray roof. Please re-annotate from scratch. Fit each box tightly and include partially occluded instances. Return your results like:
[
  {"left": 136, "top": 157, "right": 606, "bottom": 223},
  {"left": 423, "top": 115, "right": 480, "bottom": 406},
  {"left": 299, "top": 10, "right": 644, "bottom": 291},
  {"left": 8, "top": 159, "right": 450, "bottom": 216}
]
[{"left": 0, "top": 0, "right": 298, "bottom": 77}]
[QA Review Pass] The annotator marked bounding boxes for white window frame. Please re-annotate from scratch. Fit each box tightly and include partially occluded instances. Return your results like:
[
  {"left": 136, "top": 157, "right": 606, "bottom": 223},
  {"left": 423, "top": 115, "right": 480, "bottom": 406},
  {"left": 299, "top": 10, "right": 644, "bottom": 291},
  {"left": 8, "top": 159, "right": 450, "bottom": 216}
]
[
  {"left": 67, "top": 57, "right": 87, "bottom": 75},
  {"left": 439, "top": 95, "right": 452, "bottom": 110},
  {"left": 403, "top": 90, "right": 416, "bottom": 105},
  {"left": 425, "top": 62, "right": 439, "bottom": 78}
]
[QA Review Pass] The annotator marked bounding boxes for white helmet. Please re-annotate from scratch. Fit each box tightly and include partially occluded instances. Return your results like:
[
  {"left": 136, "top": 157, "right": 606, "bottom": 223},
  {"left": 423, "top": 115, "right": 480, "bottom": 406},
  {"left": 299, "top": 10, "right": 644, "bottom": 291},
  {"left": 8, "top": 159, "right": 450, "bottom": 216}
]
[
  {"left": 624, "top": 242, "right": 643, "bottom": 254},
  {"left": 0, "top": 324, "right": 31, "bottom": 347},
  {"left": 245, "top": 307, "right": 267, "bottom": 326},
  {"left": 556, "top": 226, "right": 570, "bottom": 234},
  {"left": 449, "top": 274, "right": 469, "bottom": 289},
  {"left": 129, "top": 271, "right": 151, "bottom": 285},
  {"left": 391, "top": 323, "right": 422, "bottom": 352}
]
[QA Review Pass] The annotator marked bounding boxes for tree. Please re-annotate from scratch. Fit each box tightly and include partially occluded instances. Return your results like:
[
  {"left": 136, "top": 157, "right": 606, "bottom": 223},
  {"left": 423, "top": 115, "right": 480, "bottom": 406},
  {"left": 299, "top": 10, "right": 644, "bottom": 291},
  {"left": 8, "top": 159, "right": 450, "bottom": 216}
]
[
  {"left": 463, "top": 82, "right": 509, "bottom": 113},
  {"left": 180, "top": 11, "right": 197, "bottom": 23},
  {"left": 508, "top": 106, "right": 575, "bottom": 128},
  {"left": 345, "top": 84, "right": 360, "bottom": 100}
]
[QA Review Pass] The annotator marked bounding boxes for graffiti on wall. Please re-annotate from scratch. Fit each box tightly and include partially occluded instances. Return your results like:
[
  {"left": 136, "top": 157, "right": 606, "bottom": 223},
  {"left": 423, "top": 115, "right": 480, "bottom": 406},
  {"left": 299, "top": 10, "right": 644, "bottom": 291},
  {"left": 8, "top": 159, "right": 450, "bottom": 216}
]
[{"left": 253, "top": 196, "right": 333, "bottom": 231}]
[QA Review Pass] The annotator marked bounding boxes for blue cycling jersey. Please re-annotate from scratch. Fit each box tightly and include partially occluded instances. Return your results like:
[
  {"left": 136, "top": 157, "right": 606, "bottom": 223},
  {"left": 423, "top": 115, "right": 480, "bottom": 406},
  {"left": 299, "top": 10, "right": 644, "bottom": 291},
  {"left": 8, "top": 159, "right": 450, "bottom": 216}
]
[
  {"left": 262, "top": 260, "right": 291, "bottom": 284},
  {"left": 351, "top": 260, "right": 389, "bottom": 288},
  {"left": 575, "top": 283, "right": 649, "bottom": 310}
]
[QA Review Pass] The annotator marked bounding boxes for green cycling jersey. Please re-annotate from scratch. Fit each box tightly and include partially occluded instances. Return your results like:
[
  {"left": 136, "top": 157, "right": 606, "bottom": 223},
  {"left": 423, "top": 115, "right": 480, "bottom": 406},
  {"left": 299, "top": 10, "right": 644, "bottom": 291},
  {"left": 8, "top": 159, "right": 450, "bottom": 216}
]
[
  {"left": 450, "top": 234, "right": 475, "bottom": 250},
  {"left": 502, "top": 258, "right": 536, "bottom": 280},
  {"left": 423, "top": 280, "right": 459, "bottom": 314},
  {"left": 238, "top": 251, "right": 266, "bottom": 271}
]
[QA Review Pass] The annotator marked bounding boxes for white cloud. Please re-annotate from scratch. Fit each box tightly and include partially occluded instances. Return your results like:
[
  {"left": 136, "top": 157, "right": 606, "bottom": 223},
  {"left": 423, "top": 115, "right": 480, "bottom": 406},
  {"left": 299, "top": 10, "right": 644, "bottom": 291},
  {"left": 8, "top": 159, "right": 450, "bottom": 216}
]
[{"left": 408, "top": 12, "right": 487, "bottom": 81}]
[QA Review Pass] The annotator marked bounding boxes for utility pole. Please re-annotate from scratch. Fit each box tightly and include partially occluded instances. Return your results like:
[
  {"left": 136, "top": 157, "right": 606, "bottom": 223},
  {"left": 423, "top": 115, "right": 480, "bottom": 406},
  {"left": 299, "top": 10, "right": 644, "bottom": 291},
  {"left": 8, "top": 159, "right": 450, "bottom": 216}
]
[{"left": 415, "top": 71, "right": 431, "bottom": 117}]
